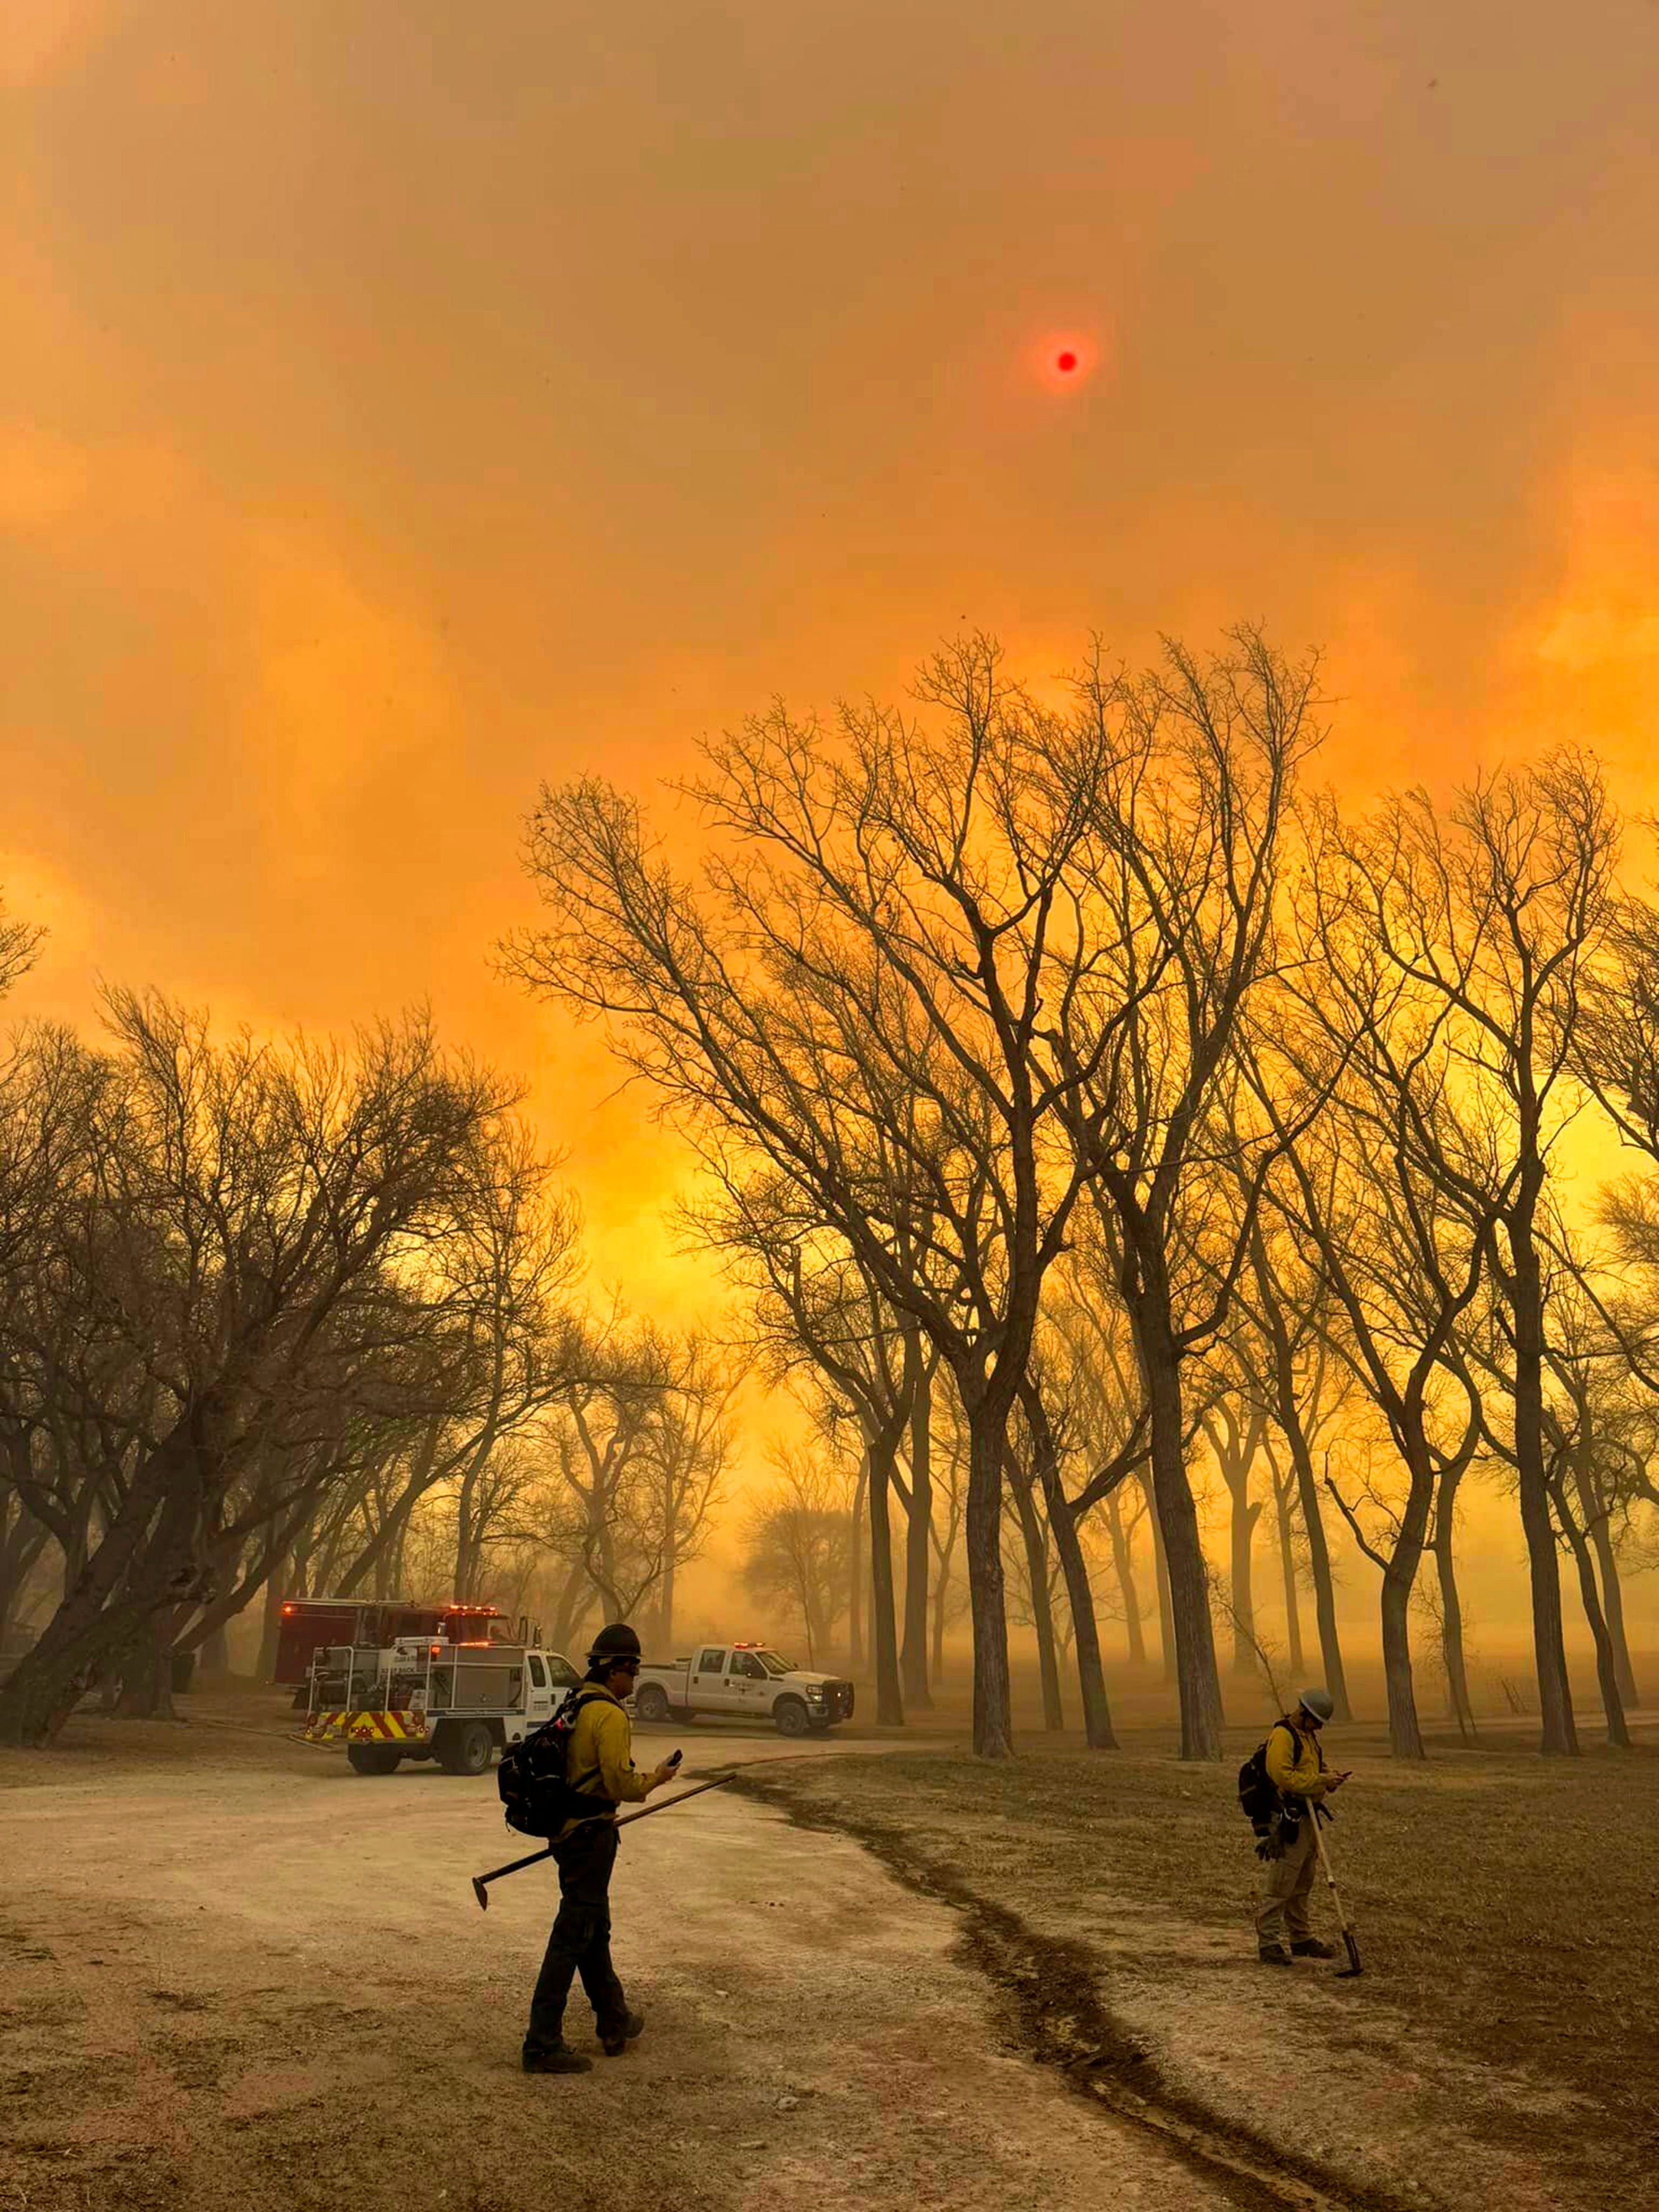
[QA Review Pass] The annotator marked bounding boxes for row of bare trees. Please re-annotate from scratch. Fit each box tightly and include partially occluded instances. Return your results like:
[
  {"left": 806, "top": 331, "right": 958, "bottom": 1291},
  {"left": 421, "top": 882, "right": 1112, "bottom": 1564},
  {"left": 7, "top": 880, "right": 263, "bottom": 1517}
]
[
  {"left": 0, "top": 955, "right": 734, "bottom": 1746},
  {"left": 506, "top": 628, "right": 1659, "bottom": 1761}
]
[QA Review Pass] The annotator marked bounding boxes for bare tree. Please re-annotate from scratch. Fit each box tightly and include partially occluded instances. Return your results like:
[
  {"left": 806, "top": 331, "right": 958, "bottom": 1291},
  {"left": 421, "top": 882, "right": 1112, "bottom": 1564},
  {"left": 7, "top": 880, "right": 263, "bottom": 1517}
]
[
  {"left": 683, "top": 1153, "right": 947, "bottom": 1724},
  {"left": 533, "top": 1315, "right": 729, "bottom": 1653},
  {"left": 741, "top": 1444, "right": 854, "bottom": 1665},
  {"left": 1255, "top": 902, "right": 1500, "bottom": 1757},
  {"left": 1231, "top": 1217, "right": 1354, "bottom": 1716},
  {"left": 507, "top": 638, "right": 1139, "bottom": 1756},
  {"left": 0, "top": 995, "right": 514, "bottom": 1745},
  {"left": 1309, "top": 760, "right": 1619, "bottom": 1756},
  {"left": 1049, "top": 630, "right": 1326, "bottom": 1759},
  {"left": 1200, "top": 1385, "right": 1268, "bottom": 1681},
  {"left": 635, "top": 1331, "right": 735, "bottom": 1651}
]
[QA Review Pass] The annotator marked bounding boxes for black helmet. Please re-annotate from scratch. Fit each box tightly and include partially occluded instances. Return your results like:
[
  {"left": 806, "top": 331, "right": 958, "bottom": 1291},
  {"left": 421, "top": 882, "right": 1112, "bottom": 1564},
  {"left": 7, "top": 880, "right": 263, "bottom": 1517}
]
[{"left": 587, "top": 1622, "right": 643, "bottom": 1668}]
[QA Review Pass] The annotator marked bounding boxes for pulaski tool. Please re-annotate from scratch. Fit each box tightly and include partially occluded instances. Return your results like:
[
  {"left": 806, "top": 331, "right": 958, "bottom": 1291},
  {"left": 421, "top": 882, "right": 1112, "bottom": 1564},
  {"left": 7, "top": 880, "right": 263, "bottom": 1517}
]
[{"left": 470, "top": 1770, "right": 737, "bottom": 1910}]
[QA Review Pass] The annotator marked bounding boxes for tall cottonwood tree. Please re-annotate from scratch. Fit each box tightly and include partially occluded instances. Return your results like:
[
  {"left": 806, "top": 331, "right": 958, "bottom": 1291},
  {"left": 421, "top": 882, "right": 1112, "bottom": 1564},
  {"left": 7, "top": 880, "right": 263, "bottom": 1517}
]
[
  {"left": 506, "top": 638, "right": 1135, "bottom": 1757},
  {"left": 1257, "top": 901, "right": 1503, "bottom": 1759},
  {"left": 1048, "top": 630, "right": 1325, "bottom": 1757},
  {"left": 1300, "top": 760, "right": 1618, "bottom": 1756}
]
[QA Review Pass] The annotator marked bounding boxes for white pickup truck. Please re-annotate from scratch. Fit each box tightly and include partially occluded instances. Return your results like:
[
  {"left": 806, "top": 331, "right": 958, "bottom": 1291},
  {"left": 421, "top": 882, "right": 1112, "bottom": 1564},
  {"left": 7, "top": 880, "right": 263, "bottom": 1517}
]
[{"left": 633, "top": 1642, "right": 856, "bottom": 1736}]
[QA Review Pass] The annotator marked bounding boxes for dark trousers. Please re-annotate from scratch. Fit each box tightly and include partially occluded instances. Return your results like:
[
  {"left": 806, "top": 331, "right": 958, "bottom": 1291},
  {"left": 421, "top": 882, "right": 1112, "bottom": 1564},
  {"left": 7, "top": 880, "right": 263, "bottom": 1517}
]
[{"left": 525, "top": 1820, "right": 628, "bottom": 2053}]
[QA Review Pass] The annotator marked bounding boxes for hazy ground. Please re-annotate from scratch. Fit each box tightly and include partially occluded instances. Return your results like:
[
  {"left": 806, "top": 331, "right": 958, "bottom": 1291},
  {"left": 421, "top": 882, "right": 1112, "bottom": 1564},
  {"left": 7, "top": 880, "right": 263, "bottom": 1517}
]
[
  {"left": 0, "top": 1696, "right": 1237, "bottom": 2212},
  {"left": 2, "top": 1686, "right": 1652, "bottom": 2212}
]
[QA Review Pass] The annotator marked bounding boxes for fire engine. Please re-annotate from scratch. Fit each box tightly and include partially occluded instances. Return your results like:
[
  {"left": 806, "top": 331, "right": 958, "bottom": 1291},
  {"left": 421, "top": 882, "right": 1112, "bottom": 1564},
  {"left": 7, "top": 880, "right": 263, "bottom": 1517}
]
[
  {"left": 273, "top": 1597, "right": 540, "bottom": 1689},
  {"left": 295, "top": 1604, "right": 582, "bottom": 1776}
]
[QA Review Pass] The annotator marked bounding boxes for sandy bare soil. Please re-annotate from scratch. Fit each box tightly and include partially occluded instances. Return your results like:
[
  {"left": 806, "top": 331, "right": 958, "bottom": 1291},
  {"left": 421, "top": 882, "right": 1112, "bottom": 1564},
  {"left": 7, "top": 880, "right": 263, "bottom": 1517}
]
[{"left": 0, "top": 1713, "right": 1244, "bottom": 2212}]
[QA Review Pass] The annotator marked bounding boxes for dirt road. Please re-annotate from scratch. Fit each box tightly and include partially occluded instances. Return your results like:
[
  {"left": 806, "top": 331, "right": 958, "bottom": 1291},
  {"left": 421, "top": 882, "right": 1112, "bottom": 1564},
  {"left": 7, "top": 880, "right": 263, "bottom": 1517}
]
[{"left": 1, "top": 1721, "right": 1241, "bottom": 2212}]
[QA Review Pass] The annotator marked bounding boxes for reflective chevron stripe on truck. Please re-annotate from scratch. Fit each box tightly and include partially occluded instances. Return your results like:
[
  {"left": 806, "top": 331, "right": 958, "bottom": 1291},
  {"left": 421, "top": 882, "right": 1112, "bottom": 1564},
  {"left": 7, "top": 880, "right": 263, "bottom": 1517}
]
[{"left": 303, "top": 1709, "right": 429, "bottom": 1745}]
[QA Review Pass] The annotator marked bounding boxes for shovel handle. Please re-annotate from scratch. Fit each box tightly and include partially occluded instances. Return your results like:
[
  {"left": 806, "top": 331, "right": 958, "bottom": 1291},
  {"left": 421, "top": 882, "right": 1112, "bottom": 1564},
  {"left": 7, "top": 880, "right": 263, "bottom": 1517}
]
[{"left": 1311, "top": 1810, "right": 1365, "bottom": 1975}]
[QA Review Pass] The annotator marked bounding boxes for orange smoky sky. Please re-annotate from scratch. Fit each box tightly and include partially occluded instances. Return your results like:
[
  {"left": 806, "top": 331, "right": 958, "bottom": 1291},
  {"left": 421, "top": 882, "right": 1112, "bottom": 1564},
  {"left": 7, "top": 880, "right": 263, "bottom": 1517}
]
[{"left": 4, "top": 0, "right": 1659, "bottom": 1368}]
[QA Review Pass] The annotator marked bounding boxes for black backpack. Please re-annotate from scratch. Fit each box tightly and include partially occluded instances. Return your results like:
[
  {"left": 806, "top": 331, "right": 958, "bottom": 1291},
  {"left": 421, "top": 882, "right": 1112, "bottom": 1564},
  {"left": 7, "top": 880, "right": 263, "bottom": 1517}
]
[
  {"left": 497, "top": 1688, "right": 617, "bottom": 1838},
  {"left": 1239, "top": 1725, "right": 1300, "bottom": 1832},
  {"left": 1239, "top": 1721, "right": 1326, "bottom": 1833}
]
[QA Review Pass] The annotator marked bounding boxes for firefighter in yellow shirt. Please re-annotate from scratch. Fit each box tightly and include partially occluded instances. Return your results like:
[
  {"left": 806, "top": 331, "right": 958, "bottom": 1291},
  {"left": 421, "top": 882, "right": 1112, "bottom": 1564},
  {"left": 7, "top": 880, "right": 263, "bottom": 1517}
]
[
  {"left": 1256, "top": 1687, "right": 1351, "bottom": 1966},
  {"left": 522, "top": 1624, "right": 678, "bottom": 2074}
]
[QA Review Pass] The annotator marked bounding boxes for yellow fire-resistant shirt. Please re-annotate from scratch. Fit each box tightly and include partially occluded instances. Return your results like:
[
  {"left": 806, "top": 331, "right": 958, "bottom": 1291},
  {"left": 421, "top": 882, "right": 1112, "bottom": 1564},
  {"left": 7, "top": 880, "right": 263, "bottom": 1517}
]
[
  {"left": 557, "top": 1685, "right": 652, "bottom": 1839},
  {"left": 1264, "top": 1716, "right": 1330, "bottom": 1802}
]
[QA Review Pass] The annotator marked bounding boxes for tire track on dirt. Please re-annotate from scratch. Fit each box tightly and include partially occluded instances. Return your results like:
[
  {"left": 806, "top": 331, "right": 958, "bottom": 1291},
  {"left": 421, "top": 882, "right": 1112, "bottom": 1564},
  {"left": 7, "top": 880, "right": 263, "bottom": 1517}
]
[{"left": 733, "top": 1770, "right": 1412, "bottom": 2212}]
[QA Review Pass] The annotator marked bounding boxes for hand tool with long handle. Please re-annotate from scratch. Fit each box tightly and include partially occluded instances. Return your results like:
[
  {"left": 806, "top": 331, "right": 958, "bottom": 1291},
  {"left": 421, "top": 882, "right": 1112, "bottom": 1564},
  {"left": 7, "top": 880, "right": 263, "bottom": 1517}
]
[
  {"left": 470, "top": 1770, "right": 737, "bottom": 1910},
  {"left": 1310, "top": 1808, "right": 1364, "bottom": 1977}
]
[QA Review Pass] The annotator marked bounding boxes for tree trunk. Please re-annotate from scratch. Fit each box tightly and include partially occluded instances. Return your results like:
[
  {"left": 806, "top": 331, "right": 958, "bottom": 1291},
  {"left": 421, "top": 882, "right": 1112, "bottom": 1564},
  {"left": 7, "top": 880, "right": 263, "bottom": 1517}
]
[
  {"left": 961, "top": 1387, "right": 1014, "bottom": 1759},
  {"left": 848, "top": 1453, "right": 867, "bottom": 1675},
  {"left": 115, "top": 1619, "right": 171, "bottom": 1719},
  {"left": 1209, "top": 1410, "right": 1264, "bottom": 1679},
  {"left": 1581, "top": 1473, "right": 1639, "bottom": 1707},
  {"left": 1288, "top": 1429, "right": 1351, "bottom": 1722},
  {"left": 1379, "top": 1557, "right": 1425, "bottom": 1760},
  {"left": 1368, "top": 1431, "right": 1435, "bottom": 1759},
  {"left": 1011, "top": 1463, "right": 1064, "bottom": 1731},
  {"left": 1432, "top": 1462, "right": 1477, "bottom": 1743},
  {"left": 551, "top": 1558, "right": 588, "bottom": 1652},
  {"left": 660, "top": 1554, "right": 676, "bottom": 1652},
  {"left": 1273, "top": 1468, "right": 1305, "bottom": 1678},
  {"left": 899, "top": 1336, "right": 934, "bottom": 1709},
  {"left": 0, "top": 1432, "right": 202, "bottom": 1747},
  {"left": 256, "top": 1557, "right": 290, "bottom": 1682},
  {"left": 0, "top": 1510, "right": 50, "bottom": 1647},
  {"left": 1021, "top": 1381, "right": 1114, "bottom": 1746},
  {"left": 864, "top": 1426, "right": 905, "bottom": 1728},
  {"left": 1510, "top": 1217, "right": 1579, "bottom": 1756},
  {"left": 1104, "top": 1486, "right": 1146, "bottom": 1667},
  {"left": 1227, "top": 1483, "right": 1261, "bottom": 1678},
  {"left": 1554, "top": 1474, "right": 1630, "bottom": 1749},
  {"left": 1148, "top": 1473, "right": 1176, "bottom": 1684},
  {"left": 1135, "top": 1292, "right": 1224, "bottom": 1759}
]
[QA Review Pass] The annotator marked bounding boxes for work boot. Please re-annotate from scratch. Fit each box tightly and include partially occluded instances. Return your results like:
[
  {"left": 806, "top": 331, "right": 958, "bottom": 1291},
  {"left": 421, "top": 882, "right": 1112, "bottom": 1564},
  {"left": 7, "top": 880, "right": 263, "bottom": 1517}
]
[
  {"left": 1257, "top": 1943, "right": 1293, "bottom": 1967},
  {"left": 600, "top": 2010, "right": 646, "bottom": 2058},
  {"left": 522, "top": 2043, "right": 593, "bottom": 2075},
  {"left": 1290, "top": 1938, "right": 1338, "bottom": 1960}
]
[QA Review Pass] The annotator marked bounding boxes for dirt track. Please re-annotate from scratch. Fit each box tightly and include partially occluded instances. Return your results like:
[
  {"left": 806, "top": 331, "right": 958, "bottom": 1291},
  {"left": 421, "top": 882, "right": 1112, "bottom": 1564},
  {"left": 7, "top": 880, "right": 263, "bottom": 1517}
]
[{"left": 0, "top": 1718, "right": 1245, "bottom": 2212}]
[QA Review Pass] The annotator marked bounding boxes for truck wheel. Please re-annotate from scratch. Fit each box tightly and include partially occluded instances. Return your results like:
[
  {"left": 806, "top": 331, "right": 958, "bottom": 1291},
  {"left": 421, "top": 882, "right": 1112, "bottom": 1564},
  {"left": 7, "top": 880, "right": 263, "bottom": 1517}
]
[
  {"left": 347, "top": 1744, "right": 402, "bottom": 1775},
  {"left": 634, "top": 1684, "right": 671, "bottom": 1724},
  {"left": 773, "top": 1698, "right": 809, "bottom": 1737},
  {"left": 435, "top": 1719, "right": 495, "bottom": 1775}
]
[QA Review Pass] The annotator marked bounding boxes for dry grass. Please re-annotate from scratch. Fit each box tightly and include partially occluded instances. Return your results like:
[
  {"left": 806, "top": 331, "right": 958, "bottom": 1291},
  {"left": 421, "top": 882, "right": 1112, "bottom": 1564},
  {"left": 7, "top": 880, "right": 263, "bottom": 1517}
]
[{"left": 756, "top": 1718, "right": 1659, "bottom": 2181}]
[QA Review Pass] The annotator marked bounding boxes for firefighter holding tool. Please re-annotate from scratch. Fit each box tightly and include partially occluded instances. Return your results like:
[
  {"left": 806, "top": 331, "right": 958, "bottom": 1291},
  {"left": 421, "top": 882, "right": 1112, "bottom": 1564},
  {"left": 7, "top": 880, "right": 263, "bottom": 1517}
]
[
  {"left": 1252, "top": 1686, "right": 1351, "bottom": 1966},
  {"left": 522, "top": 1622, "right": 679, "bottom": 2075}
]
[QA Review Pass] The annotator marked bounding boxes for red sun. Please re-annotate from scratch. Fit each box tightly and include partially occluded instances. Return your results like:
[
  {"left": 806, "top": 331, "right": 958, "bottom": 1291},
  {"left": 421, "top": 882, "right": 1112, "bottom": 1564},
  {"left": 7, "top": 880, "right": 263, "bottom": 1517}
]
[{"left": 1055, "top": 349, "right": 1079, "bottom": 374}]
